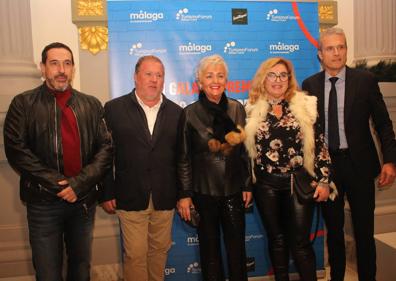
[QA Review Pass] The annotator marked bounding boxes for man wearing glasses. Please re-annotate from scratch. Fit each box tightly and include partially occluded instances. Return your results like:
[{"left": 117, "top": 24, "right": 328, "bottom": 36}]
[{"left": 302, "top": 27, "right": 396, "bottom": 281}]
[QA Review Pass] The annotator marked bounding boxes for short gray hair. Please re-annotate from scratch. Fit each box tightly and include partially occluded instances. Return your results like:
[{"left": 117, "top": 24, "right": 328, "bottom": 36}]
[
  {"left": 195, "top": 54, "right": 229, "bottom": 84},
  {"left": 318, "top": 27, "right": 347, "bottom": 50}
]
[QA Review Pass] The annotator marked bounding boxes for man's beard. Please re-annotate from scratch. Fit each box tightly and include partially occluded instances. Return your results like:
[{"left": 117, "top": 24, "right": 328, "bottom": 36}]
[{"left": 47, "top": 75, "right": 71, "bottom": 91}]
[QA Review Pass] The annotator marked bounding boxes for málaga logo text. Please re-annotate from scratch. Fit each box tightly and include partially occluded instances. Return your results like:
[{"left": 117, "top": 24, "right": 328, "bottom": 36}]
[{"left": 129, "top": 10, "right": 164, "bottom": 23}]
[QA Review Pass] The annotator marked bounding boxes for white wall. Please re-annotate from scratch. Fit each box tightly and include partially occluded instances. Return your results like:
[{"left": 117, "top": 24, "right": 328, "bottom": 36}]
[
  {"left": 30, "top": 0, "right": 81, "bottom": 90},
  {"left": 335, "top": 0, "right": 355, "bottom": 65}
]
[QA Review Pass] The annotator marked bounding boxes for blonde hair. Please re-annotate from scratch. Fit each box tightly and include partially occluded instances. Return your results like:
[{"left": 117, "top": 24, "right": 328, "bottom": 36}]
[
  {"left": 196, "top": 54, "right": 229, "bottom": 87},
  {"left": 249, "top": 57, "right": 298, "bottom": 104}
]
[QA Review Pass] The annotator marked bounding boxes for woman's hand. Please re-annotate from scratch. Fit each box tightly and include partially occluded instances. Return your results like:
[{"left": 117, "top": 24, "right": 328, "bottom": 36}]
[
  {"left": 314, "top": 183, "right": 330, "bottom": 202},
  {"left": 243, "top": 191, "right": 253, "bottom": 208},
  {"left": 177, "top": 197, "right": 193, "bottom": 221}
]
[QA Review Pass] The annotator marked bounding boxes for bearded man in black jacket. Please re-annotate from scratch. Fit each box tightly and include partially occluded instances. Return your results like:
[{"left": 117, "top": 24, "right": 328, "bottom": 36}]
[{"left": 3, "top": 42, "right": 112, "bottom": 281}]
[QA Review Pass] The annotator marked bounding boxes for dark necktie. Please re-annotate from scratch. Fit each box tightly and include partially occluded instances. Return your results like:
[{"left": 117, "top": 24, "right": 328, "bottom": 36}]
[{"left": 328, "top": 77, "right": 339, "bottom": 151}]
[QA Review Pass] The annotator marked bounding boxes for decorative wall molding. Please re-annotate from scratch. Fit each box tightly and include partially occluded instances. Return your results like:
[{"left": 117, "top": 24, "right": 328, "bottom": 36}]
[
  {"left": 72, "top": 0, "right": 108, "bottom": 55},
  {"left": 72, "top": 0, "right": 107, "bottom": 25},
  {"left": 76, "top": 0, "right": 105, "bottom": 16},
  {"left": 79, "top": 26, "right": 108, "bottom": 55}
]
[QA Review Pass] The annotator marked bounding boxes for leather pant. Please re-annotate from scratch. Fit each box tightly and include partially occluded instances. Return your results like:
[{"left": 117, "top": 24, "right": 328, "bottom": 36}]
[
  {"left": 254, "top": 173, "right": 317, "bottom": 281},
  {"left": 194, "top": 193, "right": 248, "bottom": 281}
]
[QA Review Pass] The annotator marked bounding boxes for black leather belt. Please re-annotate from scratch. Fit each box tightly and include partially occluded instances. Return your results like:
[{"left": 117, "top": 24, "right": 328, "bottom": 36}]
[
  {"left": 269, "top": 172, "right": 292, "bottom": 179},
  {"left": 330, "top": 148, "right": 349, "bottom": 156},
  {"left": 256, "top": 171, "right": 291, "bottom": 182},
  {"left": 255, "top": 171, "right": 291, "bottom": 189}
]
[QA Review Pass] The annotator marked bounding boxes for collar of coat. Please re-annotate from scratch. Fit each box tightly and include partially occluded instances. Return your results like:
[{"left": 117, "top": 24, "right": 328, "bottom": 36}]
[{"left": 244, "top": 91, "right": 318, "bottom": 176}]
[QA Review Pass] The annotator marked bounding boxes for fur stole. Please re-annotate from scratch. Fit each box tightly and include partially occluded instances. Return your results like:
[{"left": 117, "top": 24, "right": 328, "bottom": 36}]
[
  {"left": 199, "top": 92, "right": 246, "bottom": 155},
  {"left": 244, "top": 91, "right": 317, "bottom": 176}
]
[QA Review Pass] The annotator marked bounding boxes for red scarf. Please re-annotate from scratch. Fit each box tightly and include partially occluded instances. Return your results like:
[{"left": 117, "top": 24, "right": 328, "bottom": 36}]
[{"left": 52, "top": 88, "right": 82, "bottom": 177}]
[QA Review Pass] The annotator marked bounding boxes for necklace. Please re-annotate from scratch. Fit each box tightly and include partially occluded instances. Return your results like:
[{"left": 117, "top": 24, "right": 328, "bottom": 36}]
[
  {"left": 267, "top": 98, "right": 284, "bottom": 119},
  {"left": 267, "top": 98, "right": 283, "bottom": 105},
  {"left": 271, "top": 104, "right": 283, "bottom": 119}
]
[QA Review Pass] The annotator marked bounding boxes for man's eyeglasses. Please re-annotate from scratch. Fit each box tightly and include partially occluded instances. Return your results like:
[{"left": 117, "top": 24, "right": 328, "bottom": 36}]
[{"left": 266, "top": 72, "right": 290, "bottom": 82}]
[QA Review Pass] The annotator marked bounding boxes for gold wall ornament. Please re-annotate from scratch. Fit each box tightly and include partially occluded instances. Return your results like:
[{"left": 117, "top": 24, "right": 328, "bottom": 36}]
[
  {"left": 72, "top": 0, "right": 108, "bottom": 54},
  {"left": 79, "top": 26, "right": 108, "bottom": 55},
  {"left": 318, "top": 1, "right": 338, "bottom": 25},
  {"left": 77, "top": 0, "right": 104, "bottom": 16},
  {"left": 319, "top": 5, "right": 334, "bottom": 20},
  {"left": 72, "top": 0, "right": 107, "bottom": 26}
]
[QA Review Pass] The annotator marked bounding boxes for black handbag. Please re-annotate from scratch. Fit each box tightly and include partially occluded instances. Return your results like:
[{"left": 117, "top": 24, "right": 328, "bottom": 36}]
[
  {"left": 293, "top": 168, "right": 316, "bottom": 204},
  {"left": 293, "top": 168, "right": 321, "bottom": 244}
]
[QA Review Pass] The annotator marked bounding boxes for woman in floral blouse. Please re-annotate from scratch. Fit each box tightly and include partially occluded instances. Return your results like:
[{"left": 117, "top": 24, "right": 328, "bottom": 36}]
[{"left": 244, "top": 57, "right": 335, "bottom": 281}]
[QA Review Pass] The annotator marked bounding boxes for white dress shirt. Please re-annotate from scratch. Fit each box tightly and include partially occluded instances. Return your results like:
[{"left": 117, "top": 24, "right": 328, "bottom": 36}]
[{"left": 135, "top": 93, "right": 163, "bottom": 135}]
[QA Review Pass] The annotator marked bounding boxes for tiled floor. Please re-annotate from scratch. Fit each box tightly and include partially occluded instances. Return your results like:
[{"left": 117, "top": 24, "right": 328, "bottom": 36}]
[
  {"left": 0, "top": 266, "right": 359, "bottom": 281},
  {"left": 319, "top": 265, "right": 358, "bottom": 281}
]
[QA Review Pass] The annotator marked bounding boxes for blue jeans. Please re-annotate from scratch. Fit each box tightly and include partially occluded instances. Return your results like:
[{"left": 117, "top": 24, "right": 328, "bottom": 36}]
[{"left": 27, "top": 201, "right": 96, "bottom": 281}]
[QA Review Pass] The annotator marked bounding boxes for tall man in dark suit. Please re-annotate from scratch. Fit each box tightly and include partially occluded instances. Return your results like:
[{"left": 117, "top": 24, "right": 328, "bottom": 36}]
[
  {"left": 302, "top": 27, "right": 396, "bottom": 281},
  {"left": 101, "top": 55, "right": 182, "bottom": 281}
]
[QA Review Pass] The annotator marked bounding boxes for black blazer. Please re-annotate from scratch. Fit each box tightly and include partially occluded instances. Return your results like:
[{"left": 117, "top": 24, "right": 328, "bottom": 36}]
[
  {"left": 302, "top": 66, "right": 396, "bottom": 179},
  {"left": 102, "top": 90, "right": 182, "bottom": 211}
]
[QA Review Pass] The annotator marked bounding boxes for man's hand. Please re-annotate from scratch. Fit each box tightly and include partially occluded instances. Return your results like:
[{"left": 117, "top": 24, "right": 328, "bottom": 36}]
[
  {"left": 378, "top": 163, "right": 396, "bottom": 187},
  {"left": 101, "top": 199, "right": 117, "bottom": 214},
  {"left": 177, "top": 198, "right": 193, "bottom": 221},
  {"left": 57, "top": 179, "right": 77, "bottom": 203}
]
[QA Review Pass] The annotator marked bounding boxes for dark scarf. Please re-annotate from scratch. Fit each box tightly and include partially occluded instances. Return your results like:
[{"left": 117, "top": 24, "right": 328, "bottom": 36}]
[{"left": 199, "top": 91, "right": 239, "bottom": 142}]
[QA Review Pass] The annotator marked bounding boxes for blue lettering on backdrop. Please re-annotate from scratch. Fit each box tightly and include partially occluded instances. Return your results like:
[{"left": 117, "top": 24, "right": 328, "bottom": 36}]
[{"left": 107, "top": 1, "right": 323, "bottom": 279}]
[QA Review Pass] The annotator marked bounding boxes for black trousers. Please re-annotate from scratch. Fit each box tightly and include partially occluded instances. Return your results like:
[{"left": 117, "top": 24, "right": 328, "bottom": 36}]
[
  {"left": 194, "top": 193, "right": 248, "bottom": 281},
  {"left": 254, "top": 174, "right": 316, "bottom": 281},
  {"left": 323, "top": 150, "right": 376, "bottom": 281}
]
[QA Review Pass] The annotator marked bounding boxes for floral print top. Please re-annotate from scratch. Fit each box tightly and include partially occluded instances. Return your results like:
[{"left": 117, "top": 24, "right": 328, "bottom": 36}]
[{"left": 255, "top": 100, "right": 331, "bottom": 184}]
